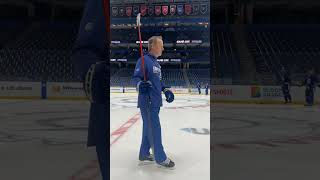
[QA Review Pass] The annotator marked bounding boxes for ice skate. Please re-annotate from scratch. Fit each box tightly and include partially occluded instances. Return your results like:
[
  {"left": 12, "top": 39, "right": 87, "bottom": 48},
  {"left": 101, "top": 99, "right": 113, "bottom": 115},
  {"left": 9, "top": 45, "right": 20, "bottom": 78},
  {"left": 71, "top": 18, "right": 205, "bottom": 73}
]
[
  {"left": 157, "top": 158, "right": 175, "bottom": 170},
  {"left": 138, "top": 154, "right": 154, "bottom": 166}
]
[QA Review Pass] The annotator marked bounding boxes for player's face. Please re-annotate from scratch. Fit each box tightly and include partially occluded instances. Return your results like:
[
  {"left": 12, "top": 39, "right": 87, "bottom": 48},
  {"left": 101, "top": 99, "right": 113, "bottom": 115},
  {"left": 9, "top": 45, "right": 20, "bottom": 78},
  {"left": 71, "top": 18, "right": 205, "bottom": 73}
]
[{"left": 155, "top": 40, "right": 164, "bottom": 57}]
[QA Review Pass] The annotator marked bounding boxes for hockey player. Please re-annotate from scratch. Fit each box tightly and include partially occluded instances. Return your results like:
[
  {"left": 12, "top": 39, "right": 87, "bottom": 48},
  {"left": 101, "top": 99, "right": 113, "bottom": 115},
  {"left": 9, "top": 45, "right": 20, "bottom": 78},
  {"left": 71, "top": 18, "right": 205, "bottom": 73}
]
[
  {"left": 301, "top": 69, "right": 318, "bottom": 106},
  {"left": 205, "top": 82, "right": 209, "bottom": 95},
  {"left": 197, "top": 82, "right": 201, "bottom": 94},
  {"left": 281, "top": 75, "right": 292, "bottom": 103},
  {"left": 133, "top": 36, "right": 175, "bottom": 168},
  {"left": 72, "top": 0, "right": 109, "bottom": 179}
]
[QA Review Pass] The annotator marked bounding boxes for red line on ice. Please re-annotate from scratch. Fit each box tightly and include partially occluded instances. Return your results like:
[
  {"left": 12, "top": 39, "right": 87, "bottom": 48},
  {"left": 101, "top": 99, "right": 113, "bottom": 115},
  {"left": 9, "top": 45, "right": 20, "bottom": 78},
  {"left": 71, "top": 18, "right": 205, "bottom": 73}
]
[
  {"left": 69, "top": 112, "right": 141, "bottom": 180},
  {"left": 110, "top": 112, "right": 140, "bottom": 146}
]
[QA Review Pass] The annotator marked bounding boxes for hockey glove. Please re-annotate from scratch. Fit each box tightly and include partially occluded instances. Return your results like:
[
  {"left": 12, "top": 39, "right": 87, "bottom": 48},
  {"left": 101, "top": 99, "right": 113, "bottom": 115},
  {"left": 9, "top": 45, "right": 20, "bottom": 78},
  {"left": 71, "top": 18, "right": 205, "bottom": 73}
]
[
  {"left": 137, "top": 81, "right": 152, "bottom": 94},
  {"left": 163, "top": 88, "right": 174, "bottom": 103}
]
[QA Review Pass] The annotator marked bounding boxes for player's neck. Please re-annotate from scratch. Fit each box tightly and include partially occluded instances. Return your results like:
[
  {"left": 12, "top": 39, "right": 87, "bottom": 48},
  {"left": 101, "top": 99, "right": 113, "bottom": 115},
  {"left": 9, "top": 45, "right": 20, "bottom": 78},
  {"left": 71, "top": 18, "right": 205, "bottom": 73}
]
[{"left": 148, "top": 51, "right": 158, "bottom": 59}]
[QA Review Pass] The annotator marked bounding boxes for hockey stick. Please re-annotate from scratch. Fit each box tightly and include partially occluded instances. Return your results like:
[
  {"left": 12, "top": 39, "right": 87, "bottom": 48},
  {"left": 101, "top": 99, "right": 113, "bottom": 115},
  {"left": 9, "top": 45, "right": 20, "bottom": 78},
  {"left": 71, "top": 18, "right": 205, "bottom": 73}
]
[
  {"left": 137, "top": 13, "right": 147, "bottom": 81},
  {"left": 136, "top": 13, "right": 155, "bottom": 160}
]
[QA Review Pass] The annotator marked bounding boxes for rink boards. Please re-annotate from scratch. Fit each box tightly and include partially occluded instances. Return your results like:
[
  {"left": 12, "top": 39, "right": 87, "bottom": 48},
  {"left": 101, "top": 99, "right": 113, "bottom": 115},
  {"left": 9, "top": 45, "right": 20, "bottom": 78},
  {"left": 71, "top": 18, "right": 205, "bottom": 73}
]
[
  {"left": 212, "top": 85, "right": 320, "bottom": 104},
  {"left": 0, "top": 81, "right": 319, "bottom": 104}
]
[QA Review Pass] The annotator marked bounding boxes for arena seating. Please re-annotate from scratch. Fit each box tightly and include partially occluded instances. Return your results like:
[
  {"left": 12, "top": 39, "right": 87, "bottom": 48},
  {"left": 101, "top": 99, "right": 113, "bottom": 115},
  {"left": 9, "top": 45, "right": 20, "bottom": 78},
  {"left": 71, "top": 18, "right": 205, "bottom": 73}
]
[
  {"left": 110, "top": 68, "right": 135, "bottom": 87},
  {"left": 187, "top": 68, "right": 210, "bottom": 86},
  {"left": 7, "top": 21, "right": 78, "bottom": 50},
  {"left": 247, "top": 25, "right": 320, "bottom": 83},
  {"left": 110, "top": 68, "right": 187, "bottom": 87},
  {"left": 0, "top": 21, "right": 211, "bottom": 85},
  {"left": 213, "top": 25, "right": 239, "bottom": 79},
  {"left": 0, "top": 21, "right": 79, "bottom": 82},
  {"left": 0, "top": 49, "right": 77, "bottom": 81},
  {"left": 8, "top": 22, "right": 318, "bottom": 86},
  {"left": 0, "top": 21, "right": 27, "bottom": 49},
  {"left": 161, "top": 69, "right": 186, "bottom": 87}
]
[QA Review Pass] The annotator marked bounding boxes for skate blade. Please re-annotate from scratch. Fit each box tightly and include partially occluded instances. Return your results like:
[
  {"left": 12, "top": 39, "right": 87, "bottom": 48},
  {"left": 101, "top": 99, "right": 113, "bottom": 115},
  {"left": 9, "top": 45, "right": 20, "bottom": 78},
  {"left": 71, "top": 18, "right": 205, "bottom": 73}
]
[
  {"left": 138, "top": 161, "right": 154, "bottom": 166},
  {"left": 156, "top": 164, "right": 175, "bottom": 170}
]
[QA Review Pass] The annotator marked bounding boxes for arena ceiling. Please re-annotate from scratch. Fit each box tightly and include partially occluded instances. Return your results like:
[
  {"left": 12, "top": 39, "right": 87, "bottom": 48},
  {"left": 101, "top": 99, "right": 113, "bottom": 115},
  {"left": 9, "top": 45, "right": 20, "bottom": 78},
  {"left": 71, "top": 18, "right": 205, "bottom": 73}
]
[
  {"left": 1, "top": 0, "right": 319, "bottom": 12},
  {"left": 2, "top": 0, "right": 320, "bottom": 7}
]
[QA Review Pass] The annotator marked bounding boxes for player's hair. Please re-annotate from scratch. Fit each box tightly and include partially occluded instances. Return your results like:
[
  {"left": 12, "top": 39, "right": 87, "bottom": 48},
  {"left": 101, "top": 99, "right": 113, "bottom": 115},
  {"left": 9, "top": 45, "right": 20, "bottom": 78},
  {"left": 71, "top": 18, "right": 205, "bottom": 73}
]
[{"left": 148, "top": 36, "right": 163, "bottom": 52}]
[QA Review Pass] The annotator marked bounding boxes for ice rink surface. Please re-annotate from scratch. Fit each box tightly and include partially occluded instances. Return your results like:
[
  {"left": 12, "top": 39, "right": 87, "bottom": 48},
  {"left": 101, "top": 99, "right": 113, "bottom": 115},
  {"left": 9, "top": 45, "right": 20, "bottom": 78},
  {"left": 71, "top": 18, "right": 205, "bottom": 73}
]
[
  {"left": 0, "top": 99, "right": 98, "bottom": 180},
  {"left": 213, "top": 103, "right": 320, "bottom": 180},
  {"left": 110, "top": 93, "right": 210, "bottom": 180},
  {"left": 1, "top": 93, "right": 319, "bottom": 180},
  {"left": 0, "top": 93, "right": 210, "bottom": 180}
]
